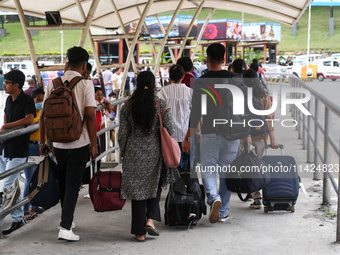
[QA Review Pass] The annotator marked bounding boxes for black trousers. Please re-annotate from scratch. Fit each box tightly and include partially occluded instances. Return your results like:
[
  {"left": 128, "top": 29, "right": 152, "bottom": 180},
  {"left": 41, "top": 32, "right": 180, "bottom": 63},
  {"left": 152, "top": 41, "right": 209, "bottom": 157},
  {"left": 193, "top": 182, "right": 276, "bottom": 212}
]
[
  {"left": 54, "top": 145, "right": 90, "bottom": 230},
  {"left": 131, "top": 185, "right": 162, "bottom": 236}
]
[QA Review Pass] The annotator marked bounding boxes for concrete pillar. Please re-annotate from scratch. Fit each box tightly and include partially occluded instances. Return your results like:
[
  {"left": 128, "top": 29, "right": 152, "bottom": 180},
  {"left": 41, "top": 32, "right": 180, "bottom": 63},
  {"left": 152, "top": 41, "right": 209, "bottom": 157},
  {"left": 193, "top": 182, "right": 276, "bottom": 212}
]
[
  {"left": 291, "top": 22, "right": 298, "bottom": 36},
  {"left": 329, "top": 18, "right": 334, "bottom": 36},
  {"left": 330, "top": 6, "right": 334, "bottom": 36}
]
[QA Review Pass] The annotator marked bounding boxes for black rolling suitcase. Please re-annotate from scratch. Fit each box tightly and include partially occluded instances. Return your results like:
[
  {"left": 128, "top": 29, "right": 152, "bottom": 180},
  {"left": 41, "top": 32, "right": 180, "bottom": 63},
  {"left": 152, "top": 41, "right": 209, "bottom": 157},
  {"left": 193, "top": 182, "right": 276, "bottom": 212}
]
[{"left": 262, "top": 144, "right": 299, "bottom": 213}]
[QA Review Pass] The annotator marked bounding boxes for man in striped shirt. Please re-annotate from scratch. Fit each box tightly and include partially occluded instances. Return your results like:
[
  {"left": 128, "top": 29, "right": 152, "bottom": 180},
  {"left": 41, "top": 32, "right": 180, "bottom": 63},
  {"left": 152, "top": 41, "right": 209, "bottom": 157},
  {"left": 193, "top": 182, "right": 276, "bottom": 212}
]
[{"left": 158, "top": 64, "right": 192, "bottom": 170}]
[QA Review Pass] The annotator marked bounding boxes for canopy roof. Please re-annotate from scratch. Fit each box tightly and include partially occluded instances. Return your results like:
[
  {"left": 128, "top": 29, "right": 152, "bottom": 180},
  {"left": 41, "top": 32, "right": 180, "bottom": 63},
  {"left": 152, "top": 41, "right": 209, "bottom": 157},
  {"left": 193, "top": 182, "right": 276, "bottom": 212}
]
[{"left": 0, "top": 0, "right": 312, "bottom": 28}]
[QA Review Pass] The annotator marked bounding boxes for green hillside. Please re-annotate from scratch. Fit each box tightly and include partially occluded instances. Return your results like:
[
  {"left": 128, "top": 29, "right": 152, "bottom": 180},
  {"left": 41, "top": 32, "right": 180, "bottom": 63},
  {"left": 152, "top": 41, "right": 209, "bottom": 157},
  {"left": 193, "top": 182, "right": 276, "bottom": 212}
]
[{"left": 0, "top": 6, "right": 339, "bottom": 55}]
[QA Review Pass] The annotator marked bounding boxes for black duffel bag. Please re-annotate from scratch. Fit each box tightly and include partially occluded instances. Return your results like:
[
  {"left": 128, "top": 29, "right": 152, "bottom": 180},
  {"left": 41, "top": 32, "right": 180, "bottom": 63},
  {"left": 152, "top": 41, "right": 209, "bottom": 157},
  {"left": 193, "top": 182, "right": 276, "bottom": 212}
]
[
  {"left": 226, "top": 149, "right": 271, "bottom": 202},
  {"left": 28, "top": 155, "right": 60, "bottom": 207}
]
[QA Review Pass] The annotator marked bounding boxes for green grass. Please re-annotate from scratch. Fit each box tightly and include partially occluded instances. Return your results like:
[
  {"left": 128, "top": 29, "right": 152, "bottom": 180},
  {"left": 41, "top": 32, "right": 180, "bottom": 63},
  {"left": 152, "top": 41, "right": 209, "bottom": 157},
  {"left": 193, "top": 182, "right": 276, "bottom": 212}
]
[
  {"left": 0, "top": 20, "right": 92, "bottom": 55},
  {"left": 0, "top": 7, "right": 340, "bottom": 55}
]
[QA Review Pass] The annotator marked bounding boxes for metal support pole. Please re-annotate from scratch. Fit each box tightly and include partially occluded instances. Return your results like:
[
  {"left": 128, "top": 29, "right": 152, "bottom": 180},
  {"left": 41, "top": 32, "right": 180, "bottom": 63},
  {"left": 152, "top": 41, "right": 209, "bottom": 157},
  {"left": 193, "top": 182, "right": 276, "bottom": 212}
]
[
  {"left": 78, "top": 0, "right": 100, "bottom": 47},
  {"left": 116, "top": 104, "right": 122, "bottom": 164},
  {"left": 178, "top": 0, "right": 205, "bottom": 58},
  {"left": 75, "top": 0, "right": 103, "bottom": 89},
  {"left": 337, "top": 170, "right": 340, "bottom": 241},
  {"left": 154, "top": 15, "right": 175, "bottom": 63},
  {"left": 307, "top": 4, "right": 311, "bottom": 69},
  {"left": 303, "top": 103, "right": 307, "bottom": 149},
  {"left": 13, "top": 0, "right": 43, "bottom": 87},
  {"left": 110, "top": 0, "right": 137, "bottom": 73},
  {"left": 119, "top": 0, "right": 154, "bottom": 98},
  {"left": 323, "top": 107, "right": 332, "bottom": 205},
  {"left": 307, "top": 99, "right": 313, "bottom": 163},
  {"left": 154, "top": 0, "right": 185, "bottom": 76},
  {"left": 137, "top": 6, "right": 157, "bottom": 62},
  {"left": 191, "top": 9, "right": 215, "bottom": 62},
  {"left": 60, "top": 30, "right": 64, "bottom": 64},
  {"left": 313, "top": 98, "right": 321, "bottom": 180},
  {"left": 297, "top": 88, "right": 302, "bottom": 138}
]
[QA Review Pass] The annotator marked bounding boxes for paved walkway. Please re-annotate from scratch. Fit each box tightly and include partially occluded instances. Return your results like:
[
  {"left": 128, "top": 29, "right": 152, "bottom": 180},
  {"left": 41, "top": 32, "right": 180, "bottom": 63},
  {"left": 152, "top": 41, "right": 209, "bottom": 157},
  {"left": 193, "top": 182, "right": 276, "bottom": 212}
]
[{"left": 1, "top": 97, "right": 340, "bottom": 254}]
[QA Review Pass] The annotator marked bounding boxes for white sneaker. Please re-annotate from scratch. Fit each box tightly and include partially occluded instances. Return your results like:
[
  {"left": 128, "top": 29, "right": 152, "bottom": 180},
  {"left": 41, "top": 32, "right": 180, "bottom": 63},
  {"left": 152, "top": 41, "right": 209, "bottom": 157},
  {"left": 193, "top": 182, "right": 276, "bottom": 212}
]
[
  {"left": 83, "top": 194, "right": 90, "bottom": 198},
  {"left": 58, "top": 227, "right": 79, "bottom": 241}
]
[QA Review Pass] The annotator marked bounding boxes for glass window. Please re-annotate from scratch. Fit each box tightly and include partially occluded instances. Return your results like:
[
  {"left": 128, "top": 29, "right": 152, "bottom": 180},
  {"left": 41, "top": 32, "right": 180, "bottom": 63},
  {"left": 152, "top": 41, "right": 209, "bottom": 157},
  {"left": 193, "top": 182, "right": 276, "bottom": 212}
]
[
  {"left": 323, "top": 61, "right": 331, "bottom": 66},
  {"left": 14, "top": 64, "right": 20, "bottom": 69},
  {"left": 22, "top": 64, "right": 27, "bottom": 69},
  {"left": 7, "top": 64, "right": 12, "bottom": 69}
]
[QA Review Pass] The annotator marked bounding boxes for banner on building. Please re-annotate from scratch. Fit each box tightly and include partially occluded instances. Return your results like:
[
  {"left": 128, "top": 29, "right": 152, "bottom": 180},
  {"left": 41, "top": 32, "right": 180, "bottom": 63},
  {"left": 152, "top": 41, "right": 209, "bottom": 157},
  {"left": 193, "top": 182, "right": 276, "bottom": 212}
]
[{"left": 242, "top": 22, "right": 281, "bottom": 42}]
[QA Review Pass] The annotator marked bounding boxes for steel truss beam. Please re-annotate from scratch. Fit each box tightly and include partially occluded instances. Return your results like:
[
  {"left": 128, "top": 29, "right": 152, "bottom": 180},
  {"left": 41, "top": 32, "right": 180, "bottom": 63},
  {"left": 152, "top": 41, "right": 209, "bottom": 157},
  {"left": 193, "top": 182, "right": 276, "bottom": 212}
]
[
  {"left": 79, "top": 0, "right": 100, "bottom": 47},
  {"left": 13, "top": 0, "right": 43, "bottom": 87},
  {"left": 75, "top": 0, "right": 104, "bottom": 87},
  {"left": 154, "top": 0, "right": 185, "bottom": 75},
  {"left": 191, "top": 8, "right": 215, "bottom": 61},
  {"left": 118, "top": 0, "right": 154, "bottom": 98},
  {"left": 178, "top": 0, "right": 205, "bottom": 59}
]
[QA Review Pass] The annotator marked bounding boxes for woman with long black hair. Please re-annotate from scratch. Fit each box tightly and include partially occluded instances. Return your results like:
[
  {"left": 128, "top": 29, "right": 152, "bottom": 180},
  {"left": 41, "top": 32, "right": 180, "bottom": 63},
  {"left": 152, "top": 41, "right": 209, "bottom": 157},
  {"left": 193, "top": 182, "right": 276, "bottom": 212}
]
[{"left": 118, "top": 71, "right": 174, "bottom": 242}]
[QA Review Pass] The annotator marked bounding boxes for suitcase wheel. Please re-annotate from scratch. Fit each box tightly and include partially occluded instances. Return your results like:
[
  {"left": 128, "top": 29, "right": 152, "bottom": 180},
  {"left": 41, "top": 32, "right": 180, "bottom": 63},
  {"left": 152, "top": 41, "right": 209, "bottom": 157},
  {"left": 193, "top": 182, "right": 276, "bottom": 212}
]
[
  {"left": 264, "top": 207, "right": 269, "bottom": 213},
  {"left": 290, "top": 206, "right": 295, "bottom": 213}
]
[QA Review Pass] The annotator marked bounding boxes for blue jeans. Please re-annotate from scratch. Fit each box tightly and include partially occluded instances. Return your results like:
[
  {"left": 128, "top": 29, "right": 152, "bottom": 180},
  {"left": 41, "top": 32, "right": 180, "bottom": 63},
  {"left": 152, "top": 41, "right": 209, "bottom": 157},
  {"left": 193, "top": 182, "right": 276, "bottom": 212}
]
[
  {"left": 23, "top": 143, "right": 39, "bottom": 212},
  {"left": 200, "top": 133, "right": 240, "bottom": 217},
  {"left": 105, "top": 88, "right": 112, "bottom": 98},
  {"left": 0, "top": 151, "right": 26, "bottom": 226}
]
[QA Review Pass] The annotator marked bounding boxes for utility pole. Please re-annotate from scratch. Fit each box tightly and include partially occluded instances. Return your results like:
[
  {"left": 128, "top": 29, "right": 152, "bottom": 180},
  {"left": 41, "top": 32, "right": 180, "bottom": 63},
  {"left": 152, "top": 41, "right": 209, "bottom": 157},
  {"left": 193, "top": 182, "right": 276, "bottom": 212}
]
[{"left": 329, "top": 5, "right": 334, "bottom": 35}]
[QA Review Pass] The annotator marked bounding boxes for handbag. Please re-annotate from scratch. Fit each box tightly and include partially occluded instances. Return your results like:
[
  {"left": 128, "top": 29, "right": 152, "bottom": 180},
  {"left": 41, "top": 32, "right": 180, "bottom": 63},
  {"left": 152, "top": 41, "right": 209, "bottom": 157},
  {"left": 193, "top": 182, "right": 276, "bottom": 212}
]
[
  {"left": 89, "top": 170, "right": 126, "bottom": 212},
  {"left": 28, "top": 155, "right": 60, "bottom": 207},
  {"left": 226, "top": 149, "right": 271, "bottom": 202},
  {"left": 158, "top": 98, "right": 181, "bottom": 168}
]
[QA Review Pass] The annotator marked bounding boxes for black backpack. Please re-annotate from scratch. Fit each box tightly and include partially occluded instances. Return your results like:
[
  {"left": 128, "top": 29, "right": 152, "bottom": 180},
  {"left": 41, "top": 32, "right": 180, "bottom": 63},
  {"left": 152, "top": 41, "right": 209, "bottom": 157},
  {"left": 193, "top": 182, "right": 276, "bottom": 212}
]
[
  {"left": 215, "top": 78, "right": 251, "bottom": 140},
  {"left": 28, "top": 155, "right": 60, "bottom": 207},
  {"left": 164, "top": 170, "right": 206, "bottom": 228}
]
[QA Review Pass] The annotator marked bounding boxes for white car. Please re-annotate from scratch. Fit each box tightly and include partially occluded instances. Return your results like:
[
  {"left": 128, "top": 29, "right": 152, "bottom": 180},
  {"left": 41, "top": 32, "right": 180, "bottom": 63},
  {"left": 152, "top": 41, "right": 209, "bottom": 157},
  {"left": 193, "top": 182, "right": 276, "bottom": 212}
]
[
  {"left": 317, "top": 59, "right": 340, "bottom": 81},
  {"left": 2, "top": 61, "right": 34, "bottom": 79},
  {"left": 286, "top": 61, "right": 313, "bottom": 78}
]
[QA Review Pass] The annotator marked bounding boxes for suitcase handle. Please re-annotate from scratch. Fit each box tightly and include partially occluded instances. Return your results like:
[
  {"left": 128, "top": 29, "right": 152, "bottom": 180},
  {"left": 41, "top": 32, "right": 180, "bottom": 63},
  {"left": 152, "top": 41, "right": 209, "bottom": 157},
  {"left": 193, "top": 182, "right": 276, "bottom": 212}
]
[{"left": 265, "top": 144, "right": 284, "bottom": 156}]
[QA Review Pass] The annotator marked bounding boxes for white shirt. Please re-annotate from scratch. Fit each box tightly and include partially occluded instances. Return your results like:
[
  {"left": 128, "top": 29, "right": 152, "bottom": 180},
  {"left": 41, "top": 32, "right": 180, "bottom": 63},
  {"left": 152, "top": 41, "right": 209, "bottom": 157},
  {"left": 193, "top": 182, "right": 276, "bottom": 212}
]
[
  {"left": 158, "top": 83, "right": 193, "bottom": 142},
  {"left": 44, "top": 70, "right": 96, "bottom": 149},
  {"left": 197, "top": 64, "right": 207, "bottom": 76},
  {"left": 111, "top": 72, "right": 122, "bottom": 90}
]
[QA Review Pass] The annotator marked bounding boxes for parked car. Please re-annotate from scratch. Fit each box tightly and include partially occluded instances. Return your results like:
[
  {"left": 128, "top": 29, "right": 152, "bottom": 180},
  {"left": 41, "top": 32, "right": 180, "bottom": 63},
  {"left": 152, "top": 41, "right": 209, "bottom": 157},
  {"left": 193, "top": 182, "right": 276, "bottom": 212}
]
[
  {"left": 264, "top": 64, "right": 288, "bottom": 79},
  {"left": 330, "top": 53, "right": 340, "bottom": 60},
  {"left": 316, "top": 59, "right": 340, "bottom": 81},
  {"left": 2, "top": 61, "right": 34, "bottom": 78},
  {"left": 294, "top": 54, "right": 322, "bottom": 63},
  {"left": 286, "top": 61, "right": 313, "bottom": 78}
]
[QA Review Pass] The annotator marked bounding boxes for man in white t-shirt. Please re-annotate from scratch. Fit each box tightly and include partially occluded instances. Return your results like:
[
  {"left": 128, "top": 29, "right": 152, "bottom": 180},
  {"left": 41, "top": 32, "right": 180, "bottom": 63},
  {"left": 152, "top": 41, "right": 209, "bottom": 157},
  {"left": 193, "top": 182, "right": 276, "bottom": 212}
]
[
  {"left": 39, "top": 47, "right": 98, "bottom": 242},
  {"left": 111, "top": 68, "right": 122, "bottom": 97}
]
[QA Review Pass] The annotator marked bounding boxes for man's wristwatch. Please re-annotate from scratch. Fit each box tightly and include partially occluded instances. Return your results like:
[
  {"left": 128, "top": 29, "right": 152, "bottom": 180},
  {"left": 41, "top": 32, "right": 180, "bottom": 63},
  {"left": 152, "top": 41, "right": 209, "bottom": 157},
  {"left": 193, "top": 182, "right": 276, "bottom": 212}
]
[
  {"left": 185, "top": 137, "right": 192, "bottom": 143},
  {"left": 38, "top": 142, "right": 46, "bottom": 147}
]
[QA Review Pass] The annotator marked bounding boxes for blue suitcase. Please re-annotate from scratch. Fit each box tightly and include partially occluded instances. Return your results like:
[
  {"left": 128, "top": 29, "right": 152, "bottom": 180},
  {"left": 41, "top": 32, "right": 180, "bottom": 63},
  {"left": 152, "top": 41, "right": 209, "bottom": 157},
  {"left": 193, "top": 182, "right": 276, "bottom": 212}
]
[{"left": 262, "top": 144, "right": 299, "bottom": 213}]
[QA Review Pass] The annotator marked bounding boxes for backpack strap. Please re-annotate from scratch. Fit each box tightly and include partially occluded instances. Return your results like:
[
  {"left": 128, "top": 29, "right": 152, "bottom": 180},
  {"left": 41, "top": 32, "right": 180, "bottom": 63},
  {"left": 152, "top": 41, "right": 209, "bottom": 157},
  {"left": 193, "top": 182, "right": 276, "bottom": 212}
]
[
  {"left": 52, "top": 77, "right": 63, "bottom": 89},
  {"left": 68, "top": 76, "right": 85, "bottom": 90}
]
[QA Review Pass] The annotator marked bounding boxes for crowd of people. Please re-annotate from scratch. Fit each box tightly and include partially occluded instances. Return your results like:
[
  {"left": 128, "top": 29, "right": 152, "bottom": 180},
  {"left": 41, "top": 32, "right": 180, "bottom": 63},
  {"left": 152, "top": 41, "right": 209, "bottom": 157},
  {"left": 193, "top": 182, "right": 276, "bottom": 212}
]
[{"left": 0, "top": 44, "right": 279, "bottom": 242}]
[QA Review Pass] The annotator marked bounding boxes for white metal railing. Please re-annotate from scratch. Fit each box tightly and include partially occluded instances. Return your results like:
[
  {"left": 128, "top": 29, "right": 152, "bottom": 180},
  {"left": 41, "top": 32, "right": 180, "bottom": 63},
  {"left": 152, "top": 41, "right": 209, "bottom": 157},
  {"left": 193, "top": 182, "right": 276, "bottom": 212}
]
[
  {"left": 286, "top": 74, "right": 340, "bottom": 242},
  {"left": 0, "top": 97, "right": 129, "bottom": 220}
]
